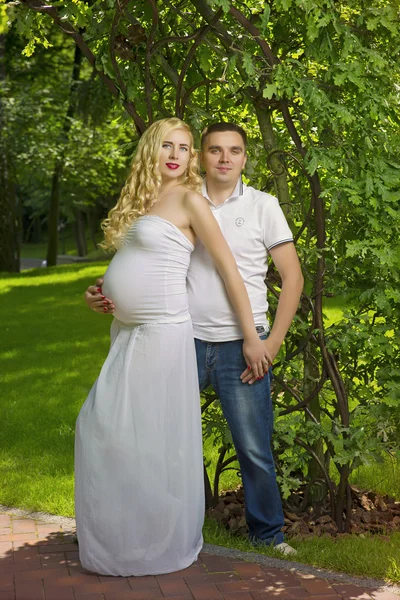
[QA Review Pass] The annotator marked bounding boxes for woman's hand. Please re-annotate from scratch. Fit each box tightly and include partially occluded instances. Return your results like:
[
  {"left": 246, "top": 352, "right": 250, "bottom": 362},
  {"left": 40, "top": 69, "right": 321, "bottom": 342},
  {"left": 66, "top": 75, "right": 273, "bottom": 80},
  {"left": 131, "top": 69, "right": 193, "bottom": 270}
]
[
  {"left": 242, "top": 336, "right": 272, "bottom": 381},
  {"left": 84, "top": 277, "right": 115, "bottom": 314}
]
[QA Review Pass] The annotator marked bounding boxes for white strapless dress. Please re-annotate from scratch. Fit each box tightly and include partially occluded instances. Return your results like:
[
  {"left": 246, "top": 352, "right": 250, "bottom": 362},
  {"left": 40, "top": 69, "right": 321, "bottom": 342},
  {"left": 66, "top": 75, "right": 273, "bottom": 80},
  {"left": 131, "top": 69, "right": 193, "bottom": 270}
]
[{"left": 75, "top": 216, "right": 204, "bottom": 576}]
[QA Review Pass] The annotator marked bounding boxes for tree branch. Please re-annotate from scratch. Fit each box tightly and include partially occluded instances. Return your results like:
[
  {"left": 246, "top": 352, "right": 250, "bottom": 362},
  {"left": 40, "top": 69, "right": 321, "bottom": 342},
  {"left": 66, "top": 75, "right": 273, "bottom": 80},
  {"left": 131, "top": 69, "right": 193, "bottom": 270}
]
[
  {"left": 181, "top": 78, "right": 227, "bottom": 118},
  {"left": 151, "top": 30, "right": 202, "bottom": 55},
  {"left": 175, "top": 9, "right": 223, "bottom": 118},
  {"left": 145, "top": 0, "right": 159, "bottom": 123},
  {"left": 228, "top": 5, "right": 279, "bottom": 67},
  {"left": 294, "top": 437, "right": 336, "bottom": 520},
  {"left": 109, "top": 1, "right": 129, "bottom": 97}
]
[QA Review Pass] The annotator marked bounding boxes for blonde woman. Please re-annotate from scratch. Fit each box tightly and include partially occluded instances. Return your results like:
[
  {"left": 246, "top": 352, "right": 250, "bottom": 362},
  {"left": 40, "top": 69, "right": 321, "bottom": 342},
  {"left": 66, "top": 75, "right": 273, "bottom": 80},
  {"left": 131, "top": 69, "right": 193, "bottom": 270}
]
[{"left": 75, "top": 118, "right": 270, "bottom": 577}]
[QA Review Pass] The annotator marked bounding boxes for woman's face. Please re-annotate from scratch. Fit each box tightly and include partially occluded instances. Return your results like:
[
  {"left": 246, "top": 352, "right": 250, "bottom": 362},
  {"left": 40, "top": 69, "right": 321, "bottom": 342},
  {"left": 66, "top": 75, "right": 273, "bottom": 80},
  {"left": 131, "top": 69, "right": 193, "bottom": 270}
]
[{"left": 158, "top": 128, "right": 192, "bottom": 182}]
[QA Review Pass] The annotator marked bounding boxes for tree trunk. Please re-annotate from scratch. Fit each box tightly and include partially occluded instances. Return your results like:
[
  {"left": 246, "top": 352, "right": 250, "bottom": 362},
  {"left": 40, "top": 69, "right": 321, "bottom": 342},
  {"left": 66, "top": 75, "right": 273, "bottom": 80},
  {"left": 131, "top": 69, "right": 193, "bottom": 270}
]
[
  {"left": 303, "top": 344, "right": 324, "bottom": 484},
  {"left": 0, "top": 165, "right": 20, "bottom": 273},
  {"left": 87, "top": 208, "right": 98, "bottom": 251},
  {"left": 254, "top": 104, "right": 291, "bottom": 213},
  {"left": 46, "top": 161, "right": 63, "bottom": 266},
  {"left": 204, "top": 463, "right": 214, "bottom": 510},
  {"left": 46, "top": 43, "right": 83, "bottom": 266},
  {"left": 72, "top": 207, "right": 87, "bottom": 257},
  {"left": 0, "top": 33, "right": 20, "bottom": 273},
  {"left": 256, "top": 102, "right": 327, "bottom": 504}
]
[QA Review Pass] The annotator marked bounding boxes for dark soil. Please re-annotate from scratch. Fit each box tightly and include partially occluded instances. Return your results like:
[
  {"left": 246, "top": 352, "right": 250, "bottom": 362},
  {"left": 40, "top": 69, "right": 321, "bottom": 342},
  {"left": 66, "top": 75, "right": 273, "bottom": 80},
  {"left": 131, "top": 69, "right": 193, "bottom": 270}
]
[{"left": 206, "top": 485, "right": 400, "bottom": 538}]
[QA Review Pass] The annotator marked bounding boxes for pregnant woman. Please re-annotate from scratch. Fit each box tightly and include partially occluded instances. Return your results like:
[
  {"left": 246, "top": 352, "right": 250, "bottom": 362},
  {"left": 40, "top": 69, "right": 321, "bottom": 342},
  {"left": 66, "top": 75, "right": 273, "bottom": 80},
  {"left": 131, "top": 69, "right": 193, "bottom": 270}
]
[{"left": 75, "top": 117, "right": 270, "bottom": 577}]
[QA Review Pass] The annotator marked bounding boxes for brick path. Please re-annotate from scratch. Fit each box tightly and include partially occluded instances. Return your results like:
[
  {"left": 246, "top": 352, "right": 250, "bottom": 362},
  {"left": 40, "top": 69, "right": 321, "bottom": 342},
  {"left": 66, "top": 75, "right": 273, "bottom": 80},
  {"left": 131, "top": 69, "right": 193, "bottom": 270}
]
[{"left": 0, "top": 511, "right": 399, "bottom": 600}]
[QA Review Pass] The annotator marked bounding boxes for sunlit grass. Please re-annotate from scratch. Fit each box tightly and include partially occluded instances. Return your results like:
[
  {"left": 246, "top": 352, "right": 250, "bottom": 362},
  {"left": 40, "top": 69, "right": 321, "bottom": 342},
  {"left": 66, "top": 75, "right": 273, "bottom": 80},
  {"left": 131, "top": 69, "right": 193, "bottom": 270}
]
[
  {"left": 204, "top": 517, "right": 400, "bottom": 583},
  {"left": 1, "top": 263, "right": 111, "bottom": 516},
  {"left": 350, "top": 456, "right": 400, "bottom": 500}
]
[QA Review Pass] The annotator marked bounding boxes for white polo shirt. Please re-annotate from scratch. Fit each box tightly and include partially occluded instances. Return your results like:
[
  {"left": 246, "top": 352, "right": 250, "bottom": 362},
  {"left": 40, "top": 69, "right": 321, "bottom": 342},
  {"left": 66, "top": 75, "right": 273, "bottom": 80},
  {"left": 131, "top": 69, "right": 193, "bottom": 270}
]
[{"left": 187, "top": 178, "right": 293, "bottom": 342}]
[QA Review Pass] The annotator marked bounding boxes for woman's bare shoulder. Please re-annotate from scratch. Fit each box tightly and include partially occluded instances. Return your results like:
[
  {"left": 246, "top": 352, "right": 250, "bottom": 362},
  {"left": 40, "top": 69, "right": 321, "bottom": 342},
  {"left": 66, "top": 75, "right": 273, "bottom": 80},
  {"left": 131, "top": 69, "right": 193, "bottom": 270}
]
[{"left": 182, "top": 188, "right": 207, "bottom": 209}]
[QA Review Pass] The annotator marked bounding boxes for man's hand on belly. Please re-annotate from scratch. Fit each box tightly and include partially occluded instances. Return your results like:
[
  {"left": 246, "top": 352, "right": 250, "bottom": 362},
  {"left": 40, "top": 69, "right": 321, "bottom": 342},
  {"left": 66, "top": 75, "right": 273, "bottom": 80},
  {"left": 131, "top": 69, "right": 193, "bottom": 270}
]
[{"left": 84, "top": 277, "right": 115, "bottom": 314}]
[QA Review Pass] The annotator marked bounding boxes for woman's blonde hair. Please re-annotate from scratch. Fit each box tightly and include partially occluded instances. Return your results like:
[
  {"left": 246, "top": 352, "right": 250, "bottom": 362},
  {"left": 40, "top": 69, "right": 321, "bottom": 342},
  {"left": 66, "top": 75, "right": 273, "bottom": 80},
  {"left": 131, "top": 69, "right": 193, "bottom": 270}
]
[{"left": 100, "top": 117, "right": 201, "bottom": 252}]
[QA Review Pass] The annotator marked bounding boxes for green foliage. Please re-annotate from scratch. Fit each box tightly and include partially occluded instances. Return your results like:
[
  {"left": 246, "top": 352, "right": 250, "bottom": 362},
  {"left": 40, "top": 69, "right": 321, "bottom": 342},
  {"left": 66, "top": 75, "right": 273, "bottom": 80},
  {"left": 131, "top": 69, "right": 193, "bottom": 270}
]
[{"left": 3, "top": 27, "right": 134, "bottom": 249}]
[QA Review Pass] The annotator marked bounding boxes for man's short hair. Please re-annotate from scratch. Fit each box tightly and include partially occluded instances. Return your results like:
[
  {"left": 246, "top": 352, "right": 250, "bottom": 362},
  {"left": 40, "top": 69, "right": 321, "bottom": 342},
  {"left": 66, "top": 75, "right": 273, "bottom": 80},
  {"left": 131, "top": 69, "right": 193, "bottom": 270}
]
[{"left": 201, "top": 122, "right": 247, "bottom": 150}]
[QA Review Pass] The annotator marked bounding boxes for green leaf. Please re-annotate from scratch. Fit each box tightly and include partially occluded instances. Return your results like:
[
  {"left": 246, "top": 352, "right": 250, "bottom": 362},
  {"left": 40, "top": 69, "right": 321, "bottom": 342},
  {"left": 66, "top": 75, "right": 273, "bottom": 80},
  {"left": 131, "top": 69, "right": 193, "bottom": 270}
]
[
  {"left": 259, "top": 5, "right": 271, "bottom": 34},
  {"left": 0, "top": 3, "right": 10, "bottom": 34},
  {"left": 242, "top": 52, "right": 256, "bottom": 78},
  {"left": 262, "top": 83, "right": 277, "bottom": 99},
  {"left": 365, "top": 173, "right": 374, "bottom": 198},
  {"left": 207, "top": 0, "right": 230, "bottom": 12},
  {"left": 199, "top": 45, "right": 213, "bottom": 74},
  {"left": 22, "top": 38, "right": 37, "bottom": 57}
]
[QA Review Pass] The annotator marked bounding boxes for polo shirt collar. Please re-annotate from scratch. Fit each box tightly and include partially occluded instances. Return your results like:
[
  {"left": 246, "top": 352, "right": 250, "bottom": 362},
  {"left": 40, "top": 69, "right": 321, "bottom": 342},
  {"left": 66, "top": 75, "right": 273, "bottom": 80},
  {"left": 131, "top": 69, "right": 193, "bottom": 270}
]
[{"left": 202, "top": 176, "right": 245, "bottom": 207}]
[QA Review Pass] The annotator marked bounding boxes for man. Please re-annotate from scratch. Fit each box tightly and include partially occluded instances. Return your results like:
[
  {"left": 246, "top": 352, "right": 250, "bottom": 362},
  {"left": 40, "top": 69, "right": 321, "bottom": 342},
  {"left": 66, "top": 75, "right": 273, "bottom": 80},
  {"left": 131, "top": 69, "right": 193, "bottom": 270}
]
[{"left": 85, "top": 123, "right": 303, "bottom": 554}]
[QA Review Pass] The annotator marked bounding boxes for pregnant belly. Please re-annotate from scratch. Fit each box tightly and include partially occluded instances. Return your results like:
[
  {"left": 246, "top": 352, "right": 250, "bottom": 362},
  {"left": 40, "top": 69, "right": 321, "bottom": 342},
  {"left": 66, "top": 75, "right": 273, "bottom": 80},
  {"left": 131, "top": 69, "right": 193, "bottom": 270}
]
[
  {"left": 102, "top": 250, "right": 189, "bottom": 324},
  {"left": 102, "top": 252, "right": 160, "bottom": 323}
]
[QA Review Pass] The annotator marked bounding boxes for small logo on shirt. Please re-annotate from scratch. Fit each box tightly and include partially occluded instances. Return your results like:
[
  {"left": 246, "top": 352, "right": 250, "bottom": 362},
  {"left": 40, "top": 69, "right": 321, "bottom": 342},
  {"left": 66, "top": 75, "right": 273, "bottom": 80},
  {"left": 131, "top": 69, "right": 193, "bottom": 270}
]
[{"left": 236, "top": 217, "right": 245, "bottom": 227}]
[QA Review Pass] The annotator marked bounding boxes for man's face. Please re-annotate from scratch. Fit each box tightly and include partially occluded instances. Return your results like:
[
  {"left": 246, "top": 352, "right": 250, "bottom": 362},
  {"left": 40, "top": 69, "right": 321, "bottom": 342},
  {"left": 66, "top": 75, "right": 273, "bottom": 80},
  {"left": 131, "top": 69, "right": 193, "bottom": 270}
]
[{"left": 201, "top": 131, "right": 247, "bottom": 186}]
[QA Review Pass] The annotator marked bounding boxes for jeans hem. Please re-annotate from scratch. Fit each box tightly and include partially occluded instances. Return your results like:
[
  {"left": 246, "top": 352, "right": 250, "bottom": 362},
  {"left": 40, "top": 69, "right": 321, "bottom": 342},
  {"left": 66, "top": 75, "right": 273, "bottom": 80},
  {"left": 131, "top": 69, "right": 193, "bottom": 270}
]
[{"left": 249, "top": 534, "right": 285, "bottom": 548}]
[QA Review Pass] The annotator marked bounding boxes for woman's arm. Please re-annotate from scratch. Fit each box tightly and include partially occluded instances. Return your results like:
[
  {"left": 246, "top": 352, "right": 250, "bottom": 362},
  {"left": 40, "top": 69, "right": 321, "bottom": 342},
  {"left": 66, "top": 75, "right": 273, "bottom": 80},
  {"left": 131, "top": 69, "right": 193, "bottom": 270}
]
[{"left": 184, "top": 191, "right": 270, "bottom": 378}]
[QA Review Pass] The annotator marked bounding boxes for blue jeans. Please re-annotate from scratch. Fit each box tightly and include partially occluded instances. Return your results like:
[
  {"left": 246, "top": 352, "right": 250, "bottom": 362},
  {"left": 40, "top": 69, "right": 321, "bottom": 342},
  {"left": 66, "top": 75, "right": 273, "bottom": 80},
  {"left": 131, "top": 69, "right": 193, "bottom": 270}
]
[{"left": 195, "top": 336, "right": 284, "bottom": 546}]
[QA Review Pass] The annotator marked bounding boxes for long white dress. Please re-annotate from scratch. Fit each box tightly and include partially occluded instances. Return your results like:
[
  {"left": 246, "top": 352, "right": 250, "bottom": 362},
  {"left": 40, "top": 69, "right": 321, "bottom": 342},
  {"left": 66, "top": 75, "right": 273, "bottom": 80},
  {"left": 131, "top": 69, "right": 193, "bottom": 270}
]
[{"left": 75, "top": 215, "right": 204, "bottom": 576}]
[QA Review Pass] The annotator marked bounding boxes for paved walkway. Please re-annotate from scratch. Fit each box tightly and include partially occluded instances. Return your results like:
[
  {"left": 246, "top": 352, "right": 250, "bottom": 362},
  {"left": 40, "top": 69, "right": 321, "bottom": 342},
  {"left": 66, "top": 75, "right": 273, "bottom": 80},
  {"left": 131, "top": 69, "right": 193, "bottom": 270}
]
[{"left": 0, "top": 510, "right": 399, "bottom": 600}]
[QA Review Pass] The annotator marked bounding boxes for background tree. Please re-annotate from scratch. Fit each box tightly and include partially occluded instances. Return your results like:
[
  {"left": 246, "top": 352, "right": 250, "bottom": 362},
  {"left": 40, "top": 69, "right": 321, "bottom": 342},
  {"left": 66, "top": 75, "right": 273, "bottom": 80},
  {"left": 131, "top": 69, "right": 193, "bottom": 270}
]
[{"left": 0, "top": 19, "right": 20, "bottom": 272}]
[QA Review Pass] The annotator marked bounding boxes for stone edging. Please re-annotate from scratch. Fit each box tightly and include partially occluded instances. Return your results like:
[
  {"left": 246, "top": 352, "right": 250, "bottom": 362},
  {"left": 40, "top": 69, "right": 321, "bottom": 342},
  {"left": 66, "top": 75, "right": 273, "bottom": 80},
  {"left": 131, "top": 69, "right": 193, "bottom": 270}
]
[{"left": 0, "top": 504, "right": 75, "bottom": 530}]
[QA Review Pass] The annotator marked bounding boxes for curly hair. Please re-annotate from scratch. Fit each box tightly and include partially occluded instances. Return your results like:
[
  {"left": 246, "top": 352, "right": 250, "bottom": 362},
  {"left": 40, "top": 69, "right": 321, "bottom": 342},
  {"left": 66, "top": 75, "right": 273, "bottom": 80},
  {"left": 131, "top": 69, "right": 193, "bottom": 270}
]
[{"left": 100, "top": 118, "right": 202, "bottom": 252}]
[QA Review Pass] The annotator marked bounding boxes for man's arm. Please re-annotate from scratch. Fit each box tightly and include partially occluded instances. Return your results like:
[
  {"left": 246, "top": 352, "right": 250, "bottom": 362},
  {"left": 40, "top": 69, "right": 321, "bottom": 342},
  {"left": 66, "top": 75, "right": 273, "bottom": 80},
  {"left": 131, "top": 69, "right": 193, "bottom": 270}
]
[
  {"left": 240, "top": 241, "right": 303, "bottom": 384},
  {"left": 84, "top": 277, "right": 115, "bottom": 314}
]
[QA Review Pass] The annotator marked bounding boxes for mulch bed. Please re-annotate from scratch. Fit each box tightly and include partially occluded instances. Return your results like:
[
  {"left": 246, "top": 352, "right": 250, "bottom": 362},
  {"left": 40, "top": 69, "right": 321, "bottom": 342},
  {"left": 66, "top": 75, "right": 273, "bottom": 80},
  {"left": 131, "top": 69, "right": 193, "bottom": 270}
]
[{"left": 207, "top": 485, "right": 400, "bottom": 538}]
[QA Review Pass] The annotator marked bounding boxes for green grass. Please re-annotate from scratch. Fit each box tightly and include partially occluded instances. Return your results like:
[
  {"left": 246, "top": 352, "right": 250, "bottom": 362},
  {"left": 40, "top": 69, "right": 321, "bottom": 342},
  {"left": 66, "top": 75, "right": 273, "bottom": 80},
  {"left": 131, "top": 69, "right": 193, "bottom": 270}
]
[
  {"left": 1, "top": 264, "right": 400, "bottom": 582},
  {"left": 21, "top": 229, "right": 104, "bottom": 260},
  {"left": 204, "top": 517, "right": 400, "bottom": 583},
  {"left": 21, "top": 242, "right": 48, "bottom": 259},
  {"left": 21, "top": 237, "right": 84, "bottom": 259},
  {"left": 1, "top": 262, "right": 111, "bottom": 516},
  {"left": 350, "top": 457, "right": 400, "bottom": 500}
]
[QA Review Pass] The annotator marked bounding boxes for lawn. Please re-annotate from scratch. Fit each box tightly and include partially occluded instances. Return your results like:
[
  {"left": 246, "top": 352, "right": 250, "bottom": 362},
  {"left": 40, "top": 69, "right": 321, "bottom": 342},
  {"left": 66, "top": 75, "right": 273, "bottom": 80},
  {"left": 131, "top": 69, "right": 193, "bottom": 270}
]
[
  {"left": 1, "top": 263, "right": 400, "bottom": 582},
  {"left": 1, "top": 263, "right": 111, "bottom": 515},
  {"left": 21, "top": 232, "right": 106, "bottom": 261}
]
